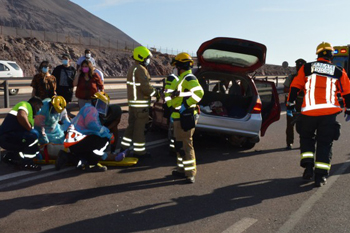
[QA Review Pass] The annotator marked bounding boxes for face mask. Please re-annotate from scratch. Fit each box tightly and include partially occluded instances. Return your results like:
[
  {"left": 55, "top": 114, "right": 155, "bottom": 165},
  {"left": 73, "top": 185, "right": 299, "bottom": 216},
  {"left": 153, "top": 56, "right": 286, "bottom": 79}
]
[
  {"left": 62, "top": 59, "right": 68, "bottom": 66},
  {"left": 42, "top": 67, "right": 48, "bottom": 73},
  {"left": 82, "top": 67, "right": 89, "bottom": 73},
  {"left": 144, "top": 58, "right": 151, "bottom": 66},
  {"left": 85, "top": 53, "right": 91, "bottom": 59},
  {"left": 172, "top": 68, "right": 178, "bottom": 76}
]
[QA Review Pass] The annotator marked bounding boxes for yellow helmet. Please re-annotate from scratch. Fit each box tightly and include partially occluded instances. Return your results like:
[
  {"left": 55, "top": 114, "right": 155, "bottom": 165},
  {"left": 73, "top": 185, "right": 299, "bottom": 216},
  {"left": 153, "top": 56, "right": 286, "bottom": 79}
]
[
  {"left": 171, "top": 52, "right": 194, "bottom": 67},
  {"left": 316, "top": 42, "right": 334, "bottom": 55},
  {"left": 94, "top": 91, "right": 110, "bottom": 104},
  {"left": 93, "top": 92, "right": 110, "bottom": 116},
  {"left": 51, "top": 96, "right": 66, "bottom": 113},
  {"left": 133, "top": 46, "right": 152, "bottom": 62}
]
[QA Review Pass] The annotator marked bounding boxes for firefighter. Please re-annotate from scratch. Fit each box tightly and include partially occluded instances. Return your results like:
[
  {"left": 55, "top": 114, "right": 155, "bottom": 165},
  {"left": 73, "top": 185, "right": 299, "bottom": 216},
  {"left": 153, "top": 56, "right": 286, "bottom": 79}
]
[
  {"left": 170, "top": 52, "right": 204, "bottom": 184},
  {"left": 164, "top": 73, "right": 179, "bottom": 156},
  {"left": 55, "top": 92, "right": 114, "bottom": 172},
  {"left": 287, "top": 42, "right": 350, "bottom": 187},
  {"left": 283, "top": 58, "right": 307, "bottom": 149},
  {"left": 120, "top": 46, "right": 158, "bottom": 158},
  {"left": 0, "top": 96, "right": 43, "bottom": 171}
]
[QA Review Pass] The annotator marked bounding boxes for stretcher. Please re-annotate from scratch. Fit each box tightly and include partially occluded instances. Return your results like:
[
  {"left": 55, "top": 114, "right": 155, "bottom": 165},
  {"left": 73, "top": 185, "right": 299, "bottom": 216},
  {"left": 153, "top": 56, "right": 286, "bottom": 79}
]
[{"left": 33, "top": 157, "right": 138, "bottom": 167}]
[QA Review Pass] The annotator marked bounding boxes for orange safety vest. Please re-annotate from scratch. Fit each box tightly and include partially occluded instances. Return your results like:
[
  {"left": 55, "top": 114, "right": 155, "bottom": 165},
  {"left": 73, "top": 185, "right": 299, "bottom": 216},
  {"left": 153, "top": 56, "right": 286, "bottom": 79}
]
[{"left": 290, "top": 58, "right": 350, "bottom": 116}]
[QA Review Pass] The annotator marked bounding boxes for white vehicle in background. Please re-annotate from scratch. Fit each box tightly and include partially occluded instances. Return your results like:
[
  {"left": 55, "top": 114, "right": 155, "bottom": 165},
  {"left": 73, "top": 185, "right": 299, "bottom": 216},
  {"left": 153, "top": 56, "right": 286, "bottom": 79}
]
[{"left": 0, "top": 60, "right": 24, "bottom": 95}]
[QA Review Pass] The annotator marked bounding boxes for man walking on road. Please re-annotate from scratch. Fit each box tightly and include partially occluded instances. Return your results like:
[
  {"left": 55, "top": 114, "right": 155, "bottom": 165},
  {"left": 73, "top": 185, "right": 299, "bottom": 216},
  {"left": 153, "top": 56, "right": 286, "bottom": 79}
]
[
  {"left": 169, "top": 52, "right": 204, "bottom": 184},
  {"left": 287, "top": 42, "right": 350, "bottom": 187}
]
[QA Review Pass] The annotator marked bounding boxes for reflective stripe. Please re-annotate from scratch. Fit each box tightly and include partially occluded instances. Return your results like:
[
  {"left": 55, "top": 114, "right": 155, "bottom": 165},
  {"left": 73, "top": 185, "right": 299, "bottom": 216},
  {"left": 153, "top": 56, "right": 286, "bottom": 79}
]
[
  {"left": 150, "top": 90, "right": 156, "bottom": 96},
  {"left": 192, "top": 94, "right": 202, "bottom": 102},
  {"left": 28, "top": 139, "right": 39, "bottom": 147},
  {"left": 315, "top": 162, "right": 331, "bottom": 171},
  {"left": 132, "top": 67, "right": 138, "bottom": 101},
  {"left": 302, "top": 104, "right": 339, "bottom": 112},
  {"left": 93, "top": 141, "right": 109, "bottom": 156},
  {"left": 129, "top": 100, "right": 149, "bottom": 103},
  {"left": 134, "top": 147, "right": 146, "bottom": 152},
  {"left": 121, "top": 141, "right": 131, "bottom": 147},
  {"left": 18, "top": 106, "right": 29, "bottom": 115},
  {"left": 19, "top": 151, "right": 39, "bottom": 159},
  {"left": 9, "top": 110, "right": 18, "bottom": 116},
  {"left": 170, "top": 144, "right": 175, "bottom": 148},
  {"left": 134, "top": 142, "right": 145, "bottom": 146},
  {"left": 301, "top": 152, "right": 314, "bottom": 159},
  {"left": 184, "top": 166, "right": 195, "bottom": 171},
  {"left": 179, "top": 92, "right": 192, "bottom": 97},
  {"left": 178, "top": 164, "right": 184, "bottom": 168},
  {"left": 129, "top": 104, "right": 150, "bottom": 108},
  {"left": 165, "top": 96, "right": 172, "bottom": 102},
  {"left": 183, "top": 159, "right": 195, "bottom": 165},
  {"left": 191, "top": 86, "right": 202, "bottom": 92},
  {"left": 177, "top": 157, "right": 183, "bottom": 162},
  {"left": 165, "top": 89, "right": 174, "bottom": 93},
  {"left": 122, "top": 137, "right": 132, "bottom": 142},
  {"left": 126, "top": 81, "right": 141, "bottom": 86}
]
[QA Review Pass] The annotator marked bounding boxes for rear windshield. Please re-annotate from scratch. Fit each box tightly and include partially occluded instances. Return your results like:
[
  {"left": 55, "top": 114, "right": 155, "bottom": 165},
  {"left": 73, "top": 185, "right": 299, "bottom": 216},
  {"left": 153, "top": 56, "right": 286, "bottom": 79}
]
[
  {"left": 8, "top": 62, "right": 20, "bottom": 70},
  {"left": 202, "top": 49, "right": 259, "bottom": 67}
]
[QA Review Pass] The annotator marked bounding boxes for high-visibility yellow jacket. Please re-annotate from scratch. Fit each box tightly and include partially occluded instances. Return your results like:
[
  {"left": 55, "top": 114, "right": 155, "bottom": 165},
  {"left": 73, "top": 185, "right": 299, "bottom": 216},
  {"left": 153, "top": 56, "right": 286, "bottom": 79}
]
[
  {"left": 170, "top": 70, "right": 204, "bottom": 119},
  {"left": 164, "top": 74, "right": 179, "bottom": 108},
  {"left": 126, "top": 62, "right": 156, "bottom": 108}
]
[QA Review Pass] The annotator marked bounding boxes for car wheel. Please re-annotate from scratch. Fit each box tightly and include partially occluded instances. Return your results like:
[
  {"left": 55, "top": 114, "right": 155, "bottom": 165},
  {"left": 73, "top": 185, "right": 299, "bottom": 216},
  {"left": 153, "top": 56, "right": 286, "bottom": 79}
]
[
  {"left": 9, "top": 89, "right": 19, "bottom": 95},
  {"left": 241, "top": 140, "right": 256, "bottom": 150}
]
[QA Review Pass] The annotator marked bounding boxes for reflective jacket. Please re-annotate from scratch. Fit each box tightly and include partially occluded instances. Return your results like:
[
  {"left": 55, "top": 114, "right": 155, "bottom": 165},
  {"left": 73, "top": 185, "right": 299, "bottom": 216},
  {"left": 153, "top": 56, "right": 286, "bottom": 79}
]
[
  {"left": 170, "top": 70, "right": 204, "bottom": 119},
  {"left": 164, "top": 74, "right": 179, "bottom": 108},
  {"left": 126, "top": 62, "right": 156, "bottom": 108},
  {"left": 289, "top": 58, "right": 350, "bottom": 116}
]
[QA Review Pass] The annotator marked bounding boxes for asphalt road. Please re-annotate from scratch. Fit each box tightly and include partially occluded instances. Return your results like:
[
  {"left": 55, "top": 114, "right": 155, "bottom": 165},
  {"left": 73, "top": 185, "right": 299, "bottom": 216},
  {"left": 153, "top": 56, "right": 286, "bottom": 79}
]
[{"left": 1, "top": 110, "right": 350, "bottom": 233}]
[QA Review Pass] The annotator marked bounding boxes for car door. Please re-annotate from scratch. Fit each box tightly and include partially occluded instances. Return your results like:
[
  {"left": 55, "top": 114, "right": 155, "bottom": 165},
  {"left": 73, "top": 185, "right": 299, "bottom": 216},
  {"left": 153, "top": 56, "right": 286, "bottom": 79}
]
[
  {"left": 254, "top": 80, "right": 281, "bottom": 136},
  {"left": 0, "top": 62, "right": 12, "bottom": 78}
]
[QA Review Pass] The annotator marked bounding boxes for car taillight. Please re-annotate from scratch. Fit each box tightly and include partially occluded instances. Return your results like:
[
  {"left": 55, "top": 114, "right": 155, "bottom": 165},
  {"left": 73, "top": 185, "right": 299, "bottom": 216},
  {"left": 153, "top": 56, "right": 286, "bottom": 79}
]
[{"left": 251, "top": 97, "right": 262, "bottom": 114}]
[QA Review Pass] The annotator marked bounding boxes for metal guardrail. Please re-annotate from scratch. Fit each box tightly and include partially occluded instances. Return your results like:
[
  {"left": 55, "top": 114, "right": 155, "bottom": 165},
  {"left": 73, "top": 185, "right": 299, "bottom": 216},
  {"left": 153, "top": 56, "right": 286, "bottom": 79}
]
[{"left": 0, "top": 76, "right": 165, "bottom": 108}]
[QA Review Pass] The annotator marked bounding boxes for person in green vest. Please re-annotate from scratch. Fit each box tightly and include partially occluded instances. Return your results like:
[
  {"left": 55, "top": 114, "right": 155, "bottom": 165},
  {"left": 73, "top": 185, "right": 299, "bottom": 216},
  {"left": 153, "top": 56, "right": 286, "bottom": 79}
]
[
  {"left": 0, "top": 96, "right": 43, "bottom": 171},
  {"left": 169, "top": 52, "right": 204, "bottom": 184}
]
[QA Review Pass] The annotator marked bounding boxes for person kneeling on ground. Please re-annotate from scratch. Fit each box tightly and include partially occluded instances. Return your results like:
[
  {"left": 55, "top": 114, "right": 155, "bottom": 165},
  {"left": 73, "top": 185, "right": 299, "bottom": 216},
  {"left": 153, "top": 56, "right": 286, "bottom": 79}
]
[
  {"left": 0, "top": 97, "right": 43, "bottom": 171},
  {"left": 55, "top": 92, "right": 115, "bottom": 172},
  {"left": 34, "top": 96, "right": 70, "bottom": 145}
]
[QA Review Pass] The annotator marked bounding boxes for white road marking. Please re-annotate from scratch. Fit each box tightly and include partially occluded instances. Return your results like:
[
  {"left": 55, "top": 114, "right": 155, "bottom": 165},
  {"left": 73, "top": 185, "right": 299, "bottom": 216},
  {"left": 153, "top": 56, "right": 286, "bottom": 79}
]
[
  {"left": 277, "top": 159, "right": 350, "bottom": 233},
  {"left": 0, "top": 167, "right": 75, "bottom": 190},
  {"left": 221, "top": 218, "right": 258, "bottom": 233},
  {"left": 0, "top": 165, "right": 55, "bottom": 182}
]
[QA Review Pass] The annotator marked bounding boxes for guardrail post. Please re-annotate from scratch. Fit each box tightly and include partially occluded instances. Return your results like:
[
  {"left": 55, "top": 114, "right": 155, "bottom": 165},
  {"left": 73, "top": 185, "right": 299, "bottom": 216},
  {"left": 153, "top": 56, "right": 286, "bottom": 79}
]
[
  {"left": 4, "top": 80, "right": 10, "bottom": 108},
  {"left": 275, "top": 76, "right": 278, "bottom": 86}
]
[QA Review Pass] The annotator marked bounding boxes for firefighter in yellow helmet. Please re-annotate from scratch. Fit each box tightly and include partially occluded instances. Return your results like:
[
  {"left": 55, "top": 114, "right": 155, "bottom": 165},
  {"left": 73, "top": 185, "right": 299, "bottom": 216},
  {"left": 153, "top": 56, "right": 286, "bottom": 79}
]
[
  {"left": 120, "top": 46, "right": 159, "bottom": 159},
  {"left": 169, "top": 52, "right": 204, "bottom": 183},
  {"left": 287, "top": 42, "right": 350, "bottom": 187},
  {"left": 34, "top": 96, "right": 70, "bottom": 145}
]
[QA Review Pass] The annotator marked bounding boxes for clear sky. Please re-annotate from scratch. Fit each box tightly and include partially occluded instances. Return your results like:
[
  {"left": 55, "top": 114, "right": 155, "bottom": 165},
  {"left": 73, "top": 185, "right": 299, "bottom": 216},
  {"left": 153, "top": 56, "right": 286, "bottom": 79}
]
[{"left": 70, "top": 0, "right": 350, "bottom": 67}]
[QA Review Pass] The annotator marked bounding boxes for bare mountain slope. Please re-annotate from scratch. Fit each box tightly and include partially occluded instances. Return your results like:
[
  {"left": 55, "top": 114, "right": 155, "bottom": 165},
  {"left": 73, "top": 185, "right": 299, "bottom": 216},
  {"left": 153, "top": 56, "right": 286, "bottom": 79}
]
[{"left": 0, "top": 0, "right": 138, "bottom": 44}]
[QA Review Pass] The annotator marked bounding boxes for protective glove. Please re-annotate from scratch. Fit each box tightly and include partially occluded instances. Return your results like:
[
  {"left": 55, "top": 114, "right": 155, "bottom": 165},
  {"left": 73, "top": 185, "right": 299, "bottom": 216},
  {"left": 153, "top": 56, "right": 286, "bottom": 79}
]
[
  {"left": 287, "top": 108, "right": 296, "bottom": 117},
  {"left": 286, "top": 101, "right": 296, "bottom": 117},
  {"left": 30, "top": 129, "right": 40, "bottom": 138},
  {"left": 170, "top": 116, "right": 174, "bottom": 123},
  {"left": 344, "top": 108, "right": 350, "bottom": 122},
  {"left": 179, "top": 104, "right": 186, "bottom": 114}
]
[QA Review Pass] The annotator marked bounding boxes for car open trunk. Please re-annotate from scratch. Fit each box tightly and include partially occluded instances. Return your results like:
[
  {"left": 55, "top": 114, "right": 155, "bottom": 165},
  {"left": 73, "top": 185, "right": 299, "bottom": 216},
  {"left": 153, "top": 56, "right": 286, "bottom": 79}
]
[{"left": 197, "top": 71, "right": 256, "bottom": 119}]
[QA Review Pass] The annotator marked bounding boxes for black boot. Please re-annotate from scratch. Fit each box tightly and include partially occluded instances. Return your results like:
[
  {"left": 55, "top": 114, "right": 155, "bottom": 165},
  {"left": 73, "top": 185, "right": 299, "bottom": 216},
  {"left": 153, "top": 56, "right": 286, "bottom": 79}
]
[
  {"left": 302, "top": 164, "right": 314, "bottom": 180},
  {"left": 314, "top": 173, "right": 327, "bottom": 187},
  {"left": 55, "top": 150, "right": 69, "bottom": 171}
]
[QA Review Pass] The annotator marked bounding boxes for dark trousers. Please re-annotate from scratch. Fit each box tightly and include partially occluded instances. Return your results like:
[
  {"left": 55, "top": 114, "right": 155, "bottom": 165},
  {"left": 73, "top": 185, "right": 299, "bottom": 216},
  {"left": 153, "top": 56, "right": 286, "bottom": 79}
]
[
  {"left": 69, "top": 135, "right": 109, "bottom": 165},
  {"left": 0, "top": 130, "right": 39, "bottom": 159},
  {"left": 286, "top": 114, "right": 298, "bottom": 145},
  {"left": 297, "top": 113, "right": 338, "bottom": 175}
]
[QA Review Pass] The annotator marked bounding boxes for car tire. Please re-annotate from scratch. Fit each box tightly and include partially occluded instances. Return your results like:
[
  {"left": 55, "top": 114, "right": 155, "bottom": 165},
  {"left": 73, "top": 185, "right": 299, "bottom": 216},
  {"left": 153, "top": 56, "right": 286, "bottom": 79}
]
[
  {"left": 9, "top": 89, "right": 19, "bottom": 95},
  {"left": 241, "top": 140, "right": 256, "bottom": 150}
]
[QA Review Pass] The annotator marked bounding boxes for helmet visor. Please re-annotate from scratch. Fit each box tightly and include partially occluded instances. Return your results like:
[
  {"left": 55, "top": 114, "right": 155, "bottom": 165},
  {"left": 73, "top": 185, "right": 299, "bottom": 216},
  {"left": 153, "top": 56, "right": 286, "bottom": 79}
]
[{"left": 95, "top": 99, "right": 108, "bottom": 116}]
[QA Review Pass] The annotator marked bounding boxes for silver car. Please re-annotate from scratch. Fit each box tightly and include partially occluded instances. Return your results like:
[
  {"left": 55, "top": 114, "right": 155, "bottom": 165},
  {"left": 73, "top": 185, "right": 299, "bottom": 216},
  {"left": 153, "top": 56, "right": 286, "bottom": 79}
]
[
  {"left": 152, "top": 37, "right": 280, "bottom": 149},
  {"left": 0, "top": 60, "right": 24, "bottom": 95}
]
